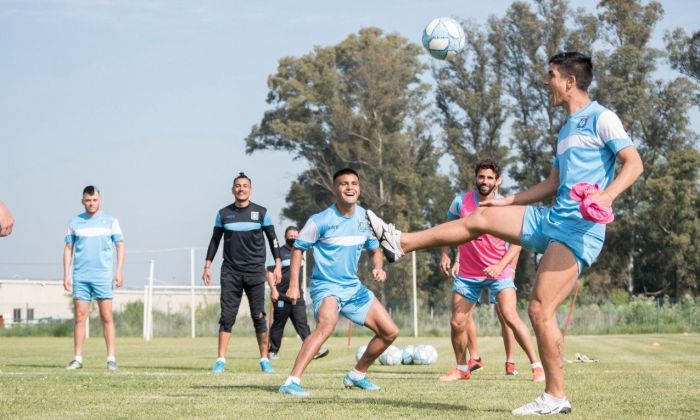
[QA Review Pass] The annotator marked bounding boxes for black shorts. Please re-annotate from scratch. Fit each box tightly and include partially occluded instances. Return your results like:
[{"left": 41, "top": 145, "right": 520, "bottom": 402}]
[{"left": 218, "top": 269, "right": 267, "bottom": 333}]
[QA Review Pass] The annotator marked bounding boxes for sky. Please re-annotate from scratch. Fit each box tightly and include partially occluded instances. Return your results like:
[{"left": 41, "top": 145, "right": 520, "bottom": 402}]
[{"left": 1, "top": 0, "right": 697, "bottom": 287}]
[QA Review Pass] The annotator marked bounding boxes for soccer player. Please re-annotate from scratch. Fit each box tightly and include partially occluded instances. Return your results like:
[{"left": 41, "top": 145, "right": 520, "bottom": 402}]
[
  {"left": 203, "top": 172, "right": 282, "bottom": 374},
  {"left": 0, "top": 201, "right": 14, "bottom": 236},
  {"left": 438, "top": 160, "right": 544, "bottom": 383},
  {"left": 278, "top": 168, "right": 399, "bottom": 397},
  {"left": 63, "top": 186, "right": 124, "bottom": 371},
  {"left": 266, "top": 225, "right": 329, "bottom": 360},
  {"left": 366, "top": 52, "right": 643, "bottom": 415}
]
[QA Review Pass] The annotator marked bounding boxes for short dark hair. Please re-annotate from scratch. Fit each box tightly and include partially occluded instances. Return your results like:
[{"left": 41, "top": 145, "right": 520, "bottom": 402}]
[
  {"left": 284, "top": 226, "right": 299, "bottom": 236},
  {"left": 333, "top": 168, "right": 359, "bottom": 182},
  {"left": 474, "top": 160, "right": 501, "bottom": 178},
  {"left": 82, "top": 185, "right": 100, "bottom": 196},
  {"left": 548, "top": 52, "right": 593, "bottom": 91},
  {"left": 233, "top": 172, "right": 251, "bottom": 185}
]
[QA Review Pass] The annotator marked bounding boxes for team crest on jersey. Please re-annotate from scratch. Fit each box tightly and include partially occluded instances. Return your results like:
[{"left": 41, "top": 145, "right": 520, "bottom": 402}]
[
  {"left": 250, "top": 211, "right": 259, "bottom": 221},
  {"left": 358, "top": 220, "right": 371, "bottom": 232},
  {"left": 577, "top": 117, "right": 588, "bottom": 128}
]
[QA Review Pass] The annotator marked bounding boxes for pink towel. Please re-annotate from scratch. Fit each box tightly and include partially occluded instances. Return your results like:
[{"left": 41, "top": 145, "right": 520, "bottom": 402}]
[{"left": 569, "top": 182, "right": 615, "bottom": 224}]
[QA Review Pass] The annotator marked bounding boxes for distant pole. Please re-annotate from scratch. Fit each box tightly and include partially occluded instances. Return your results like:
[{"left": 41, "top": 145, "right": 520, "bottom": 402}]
[
  {"left": 190, "top": 248, "right": 196, "bottom": 339},
  {"left": 412, "top": 251, "right": 418, "bottom": 337},
  {"left": 142, "top": 286, "right": 148, "bottom": 340},
  {"left": 147, "top": 259, "right": 155, "bottom": 341},
  {"left": 347, "top": 319, "right": 353, "bottom": 349},
  {"left": 562, "top": 282, "right": 580, "bottom": 337}
]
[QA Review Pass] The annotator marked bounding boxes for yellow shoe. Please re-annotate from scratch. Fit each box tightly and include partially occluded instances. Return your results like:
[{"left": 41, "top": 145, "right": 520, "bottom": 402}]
[{"left": 439, "top": 367, "right": 471, "bottom": 381}]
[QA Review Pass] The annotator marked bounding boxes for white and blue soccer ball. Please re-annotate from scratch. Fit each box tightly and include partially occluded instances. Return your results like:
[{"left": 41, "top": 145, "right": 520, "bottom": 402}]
[
  {"left": 355, "top": 344, "right": 368, "bottom": 362},
  {"left": 379, "top": 345, "right": 403, "bottom": 366},
  {"left": 401, "top": 345, "right": 415, "bottom": 365},
  {"left": 412, "top": 344, "right": 439, "bottom": 365},
  {"left": 422, "top": 17, "right": 465, "bottom": 60}
]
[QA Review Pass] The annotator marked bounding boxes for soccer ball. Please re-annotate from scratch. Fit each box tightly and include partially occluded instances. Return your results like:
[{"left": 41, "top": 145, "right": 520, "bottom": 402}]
[
  {"left": 401, "top": 345, "right": 415, "bottom": 365},
  {"left": 379, "top": 345, "right": 403, "bottom": 366},
  {"left": 355, "top": 344, "right": 368, "bottom": 362},
  {"left": 422, "top": 17, "right": 465, "bottom": 60},
  {"left": 412, "top": 344, "right": 439, "bottom": 365}
]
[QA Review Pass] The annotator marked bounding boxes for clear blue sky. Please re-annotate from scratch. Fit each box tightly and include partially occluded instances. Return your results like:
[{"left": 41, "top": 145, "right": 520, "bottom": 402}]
[{"left": 1, "top": 0, "right": 697, "bottom": 286}]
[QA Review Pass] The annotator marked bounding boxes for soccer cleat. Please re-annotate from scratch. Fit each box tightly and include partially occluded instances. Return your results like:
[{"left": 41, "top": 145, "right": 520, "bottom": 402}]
[
  {"left": 268, "top": 352, "right": 279, "bottom": 360},
  {"left": 343, "top": 373, "right": 380, "bottom": 391},
  {"left": 65, "top": 359, "right": 83, "bottom": 370},
  {"left": 467, "top": 358, "right": 484, "bottom": 372},
  {"left": 279, "top": 382, "right": 310, "bottom": 397},
  {"left": 531, "top": 365, "right": 545, "bottom": 383},
  {"left": 260, "top": 359, "right": 274, "bottom": 373},
  {"left": 314, "top": 347, "right": 330, "bottom": 360},
  {"left": 439, "top": 367, "right": 471, "bottom": 381},
  {"left": 107, "top": 360, "right": 118, "bottom": 371},
  {"left": 512, "top": 394, "right": 572, "bottom": 416},
  {"left": 505, "top": 362, "right": 518, "bottom": 376},
  {"left": 365, "top": 210, "right": 404, "bottom": 262},
  {"left": 211, "top": 360, "right": 225, "bottom": 374}
]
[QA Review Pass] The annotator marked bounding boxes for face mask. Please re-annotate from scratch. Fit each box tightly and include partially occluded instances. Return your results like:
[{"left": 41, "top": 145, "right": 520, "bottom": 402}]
[{"left": 286, "top": 238, "right": 296, "bottom": 247}]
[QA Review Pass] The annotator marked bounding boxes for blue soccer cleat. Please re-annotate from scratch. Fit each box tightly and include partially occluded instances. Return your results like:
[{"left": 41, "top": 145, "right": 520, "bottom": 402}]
[
  {"left": 343, "top": 373, "right": 380, "bottom": 391},
  {"left": 211, "top": 360, "right": 225, "bottom": 374},
  {"left": 279, "top": 382, "right": 310, "bottom": 397},
  {"left": 260, "top": 359, "right": 274, "bottom": 373}
]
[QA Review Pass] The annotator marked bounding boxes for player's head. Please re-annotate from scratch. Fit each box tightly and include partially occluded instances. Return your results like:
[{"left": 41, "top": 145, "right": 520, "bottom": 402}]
[
  {"left": 545, "top": 52, "right": 593, "bottom": 106},
  {"left": 81, "top": 185, "right": 101, "bottom": 215},
  {"left": 473, "top": 160, "right": 501, "bottom": 197},
  {"left": 332, "top": 168, "right": 360, "bottom": 207},
  {"left": 232, "top": 172, "right": 252, "bottom": 204},
  {"left": 284, "top": 226, "right": 299, "bottom": 247}
]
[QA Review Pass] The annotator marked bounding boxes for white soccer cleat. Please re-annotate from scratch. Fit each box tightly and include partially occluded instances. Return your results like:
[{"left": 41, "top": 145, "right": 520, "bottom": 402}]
[
  {"left": 365, "top": 210, "right": 405, "bottom": 262},
  {"left": 512, "top": 393, "right": 572, "bottom": 416}
]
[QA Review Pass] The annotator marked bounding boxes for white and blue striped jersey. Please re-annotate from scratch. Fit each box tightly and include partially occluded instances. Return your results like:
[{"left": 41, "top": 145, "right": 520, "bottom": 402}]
[
  {"left": 551, "top": 101, "right": 634, "bottom": 238},
  {"left": 65, "top": 211, "right": 123, "bottom": 282},
  {"left": 294, "top": 204, "right": 379, "bottom": 288}
]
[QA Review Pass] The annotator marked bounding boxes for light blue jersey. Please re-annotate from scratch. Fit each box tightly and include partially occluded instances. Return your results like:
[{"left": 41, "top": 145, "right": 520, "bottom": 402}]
[
  {"left": 550, "top": 101, "right": 634, "bottom": 239},
  {"left": 65, "top": 211, "right": 123, "bottom": 282},
  {"left": 295, "top": 204, "right": 379, "bottom": 289}
]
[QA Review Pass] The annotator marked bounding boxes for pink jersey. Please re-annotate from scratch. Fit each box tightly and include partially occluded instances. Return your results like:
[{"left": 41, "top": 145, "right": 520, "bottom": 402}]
[{"left": 448, "top": 191, "right": 514, "bottom": 280}]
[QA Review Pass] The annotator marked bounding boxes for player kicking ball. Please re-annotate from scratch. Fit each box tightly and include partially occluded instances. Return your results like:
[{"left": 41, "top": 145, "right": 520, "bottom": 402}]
[{"left": 278, "top": 168, "right": 399, "bottom": 397}]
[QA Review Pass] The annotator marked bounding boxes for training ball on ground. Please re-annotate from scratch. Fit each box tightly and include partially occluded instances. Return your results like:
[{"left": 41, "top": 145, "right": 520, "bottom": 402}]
[
  {"left": 355, "top": 344, "right": 369, "bottom": 362},
  {"left": 422, "top": 17, "right": 465, "bottom": 60},
  {"left": 412, "top": 344, "right": 438, "bottom": 365},
  {"left": 401, "top": 345, "right": 415, "bottom": 365},
  {"left": 379, "top": 345, "right": 403, "bottom": 366}
]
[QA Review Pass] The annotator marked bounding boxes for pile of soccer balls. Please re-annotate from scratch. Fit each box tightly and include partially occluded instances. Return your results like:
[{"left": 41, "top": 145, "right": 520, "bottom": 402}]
[{"left": 355, "top": 344, "right": 438, "bottom": 366}]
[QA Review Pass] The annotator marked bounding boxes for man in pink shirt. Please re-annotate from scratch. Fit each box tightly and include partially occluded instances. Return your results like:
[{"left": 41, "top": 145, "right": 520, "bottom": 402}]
[{"left": 438, "top": 160, "right": 544, "bottom": 382}]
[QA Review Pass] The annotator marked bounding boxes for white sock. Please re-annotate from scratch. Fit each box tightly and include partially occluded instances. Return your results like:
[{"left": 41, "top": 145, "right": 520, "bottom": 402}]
[
  {"left": 74, "top": 355, "right": 83, "bottom": 364},
  {"left": 107, "top": 356, "right": 116, "bottom": 363},
  {"left": 260, "top": 358, "right": 269, "bottom": 362},
  {"left": 457, "top": 364, "right": 468, "bottom": 372},
  {"left": 348, "top": 368, "right": 366, "bottom": 381},
  {"left": 284, "top": 376, "right": 300, "bottom": 386},
  {"left": 543, "top": 392, "right": 567, "bottom": 403},
  {"left": 531, "top": 362, "right": 543, "bottom": 369},
  {"left": 216, "top": 357, "right": 226, "bottom": 364}
]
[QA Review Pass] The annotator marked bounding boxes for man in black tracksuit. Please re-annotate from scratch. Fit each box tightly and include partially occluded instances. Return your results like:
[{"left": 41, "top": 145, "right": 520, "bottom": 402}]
[
  {"left": 266, "top": 226, "right": 328, "bottom": 360},
  {"left": 203, "top": 172, "right": 281, "bottom": 374}
]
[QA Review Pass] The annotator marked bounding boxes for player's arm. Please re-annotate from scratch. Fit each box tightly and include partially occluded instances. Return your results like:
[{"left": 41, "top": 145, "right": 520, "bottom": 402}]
[
  {"left": 481, "top": 168, "right": 560, "bottom": 207},
  {"left": 266, "top": 270, "right": 279, "bottom": 302},
  {"left": 63, "top": 243, "right": 73, "bottom": 292},
  {"left": 483, "top": 244, "right": 521, "bottom": 278},
  {"left": 593, "top": 146, "right": 644, "bottom": 207},
  {"left": 114, "top": 241, "right": 125, "bottom": 288},
  {"left": 262, "top": 222, "right": 283, "bottom": 283},
  {"left": 287, "top": 248, "right": 303, "bottom": 304},
  {"left": 0, "top": 201, "right": 14, "bottom": 237},
  {"left": 439, "top": 247, "right": 452, "bottom": 277},
  {"left": 370, "top": 248, "right": 387, "bottom": 283},
  {"left": 203, "top": 226, "right": 224, "bottom": 286}
]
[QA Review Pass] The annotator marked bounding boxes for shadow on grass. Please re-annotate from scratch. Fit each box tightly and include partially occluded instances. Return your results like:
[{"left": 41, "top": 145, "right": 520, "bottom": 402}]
[{"left": 192, "top": 384, "right": 280, "bottom": 392}]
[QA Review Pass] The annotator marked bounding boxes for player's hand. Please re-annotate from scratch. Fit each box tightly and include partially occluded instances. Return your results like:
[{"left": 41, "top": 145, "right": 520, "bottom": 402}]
[
  {"left": 286, "top": 288, "right": 300, "bottom": 305},
  {"left": 0, "top": 203, "right": 14, "bottom": 237},
  {"left": 483, "top": 264, "right": 504, "bottom": 279},
  {"left": 202, "top": 268, "right": 211, "bottom": 286},
  {"left": 114, "top": 273, "right": 123, "bottom": 288},
  {"left": 63, "top": 276, "right": 72, "bottom": 293},
  {"left": 480, "top": 195, "right": 514, "bottom": 207},
  {"left": 439, "top": 253, "right": 452, "bottom": 276},
  {"left": 588, "top": 189, "right": 614, "bottom": 208},
  {"left": 273, "top": 265, "right": 282, "bottom": 285},
  {"left": 372, "top": 268, "right": 387, "bottom": 283},
  {"left": 271, "top": 287, "right": 279, "bottom": 303},
  {"left": 450, "top": 262, "right": 459, "bottom": 278}
]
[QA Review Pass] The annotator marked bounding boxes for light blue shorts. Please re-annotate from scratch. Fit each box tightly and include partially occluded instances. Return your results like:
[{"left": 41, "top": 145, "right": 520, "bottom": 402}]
[
  {"left": 521, "top": 206, "right": 604, "bottom": 272},
  {"left": 310, "top": 282, "right": 375, "bottom": 326},
  {"left": 73, "top": 280, "right": 113, "bottom": 301},
  {"left": 452, "top": 276, "right": 516, "bottom": 304}
]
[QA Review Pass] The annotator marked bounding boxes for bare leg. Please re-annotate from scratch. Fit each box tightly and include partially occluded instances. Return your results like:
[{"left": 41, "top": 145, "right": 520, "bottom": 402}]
[
  {"left": 401, "top": 206, "right": 527, "bottom": 252},
  {"left": 495, "top": 303, "right": 516, "bottom": 362},
  {"left": 73, "top": 300, "right": 89, "bottom": 357},
  {"left": 497, "top": 289, "right": 540, "bottom": 364},
  {"left": 97, "top": 299, "right": 115, "bottom": 357},
  {"left": 529, "top": 243, "right": 579, "bottom": 399},
  {"left": 217, "top": 332, "right": 231, "bottom": 359},
  {"left": 450, "top": 293, "right": 477, "bottom": 364},
  {"left": 290, "top": 297, "right": 339, "bottom": 378},
  {"left": 356, "top": 299, "right": 399, "bottom": 372},
  {"left": 256, "top": 331, "right": 269, "bottom": 359}
]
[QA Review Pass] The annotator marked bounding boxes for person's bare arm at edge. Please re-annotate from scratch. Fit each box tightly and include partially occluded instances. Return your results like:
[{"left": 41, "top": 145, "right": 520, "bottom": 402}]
[
  {"left": 370, "top": 248, "right": 387, "bottom": 282},
  {"left": 114, "top": 241, "right": 124, "bottom": 288},
  {"left": 63, "top": 243, "right": 73, "bottom": 292},
  {"left": 483, "top": 244, "right": 521, "bottom": 279},
  {"left": 266, "top": 271, "right": 279, "bottom": 302},
  {"left": 287, "top": 248, "right": 303, "bottom": 304},
  {"left": 588, "top": 146, "right": 644, "bottom": 208},
  {"left": 480, "top": 168, "right": 560, "bottom": 207}
]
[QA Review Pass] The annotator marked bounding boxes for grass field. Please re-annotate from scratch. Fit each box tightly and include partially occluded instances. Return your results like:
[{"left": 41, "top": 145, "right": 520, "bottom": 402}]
[{"left": 1, "top": 334, "right": 698, "bottom": 419}]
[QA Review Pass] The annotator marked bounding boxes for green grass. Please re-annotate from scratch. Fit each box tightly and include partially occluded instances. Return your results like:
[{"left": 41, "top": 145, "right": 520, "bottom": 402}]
[{"left": 1, "top": 334, "right": 698, "bottom": 419}]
